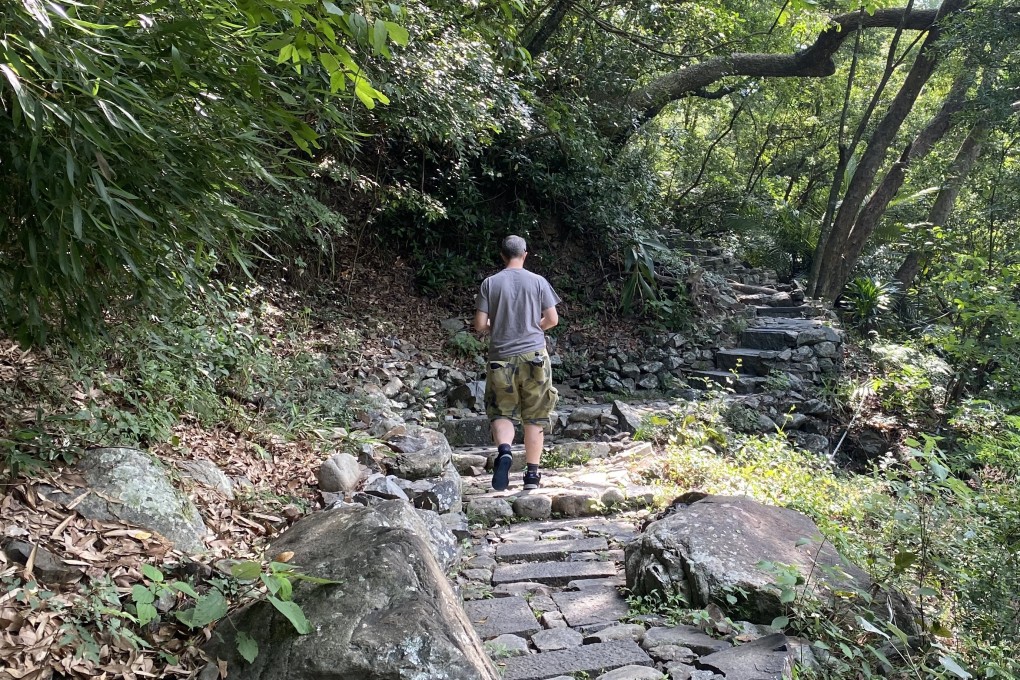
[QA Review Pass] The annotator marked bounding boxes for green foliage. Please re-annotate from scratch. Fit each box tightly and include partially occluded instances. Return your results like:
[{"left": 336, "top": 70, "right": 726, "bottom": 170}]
[
  {"left": 645, "top": 398, "right": 1020, "bottom": 677},
  {"left": 541, "top": 446, "right": 592, "bottom": 469},
  {"left": 0, "top": 283, "right": 353, "bottom": 476},
  {"left": 620, "top": 234, "right": 666, "bottom": 314},
  {"left": 924, "top": 256, "right": 1020, "bottom": 404},
  {"left": 5, "top": 557, "right": 336, "bottom": 668},
  {"left": 867, "top": 343, "right": 950, "bottom": 422},
  {"left": 446, "top": 331, "right": 487, "bottom": 358},
  {"left": 842, "top": 277, "right": 899, "bottom": 333},
  {"left": 0, "top": 0, "right": 407, "bottom": 343}
]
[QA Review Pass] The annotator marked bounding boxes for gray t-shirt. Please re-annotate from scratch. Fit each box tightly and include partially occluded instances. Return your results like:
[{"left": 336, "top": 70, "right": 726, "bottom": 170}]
[{"left": 476, "top": 268, "right": 560, "bottom": 360}]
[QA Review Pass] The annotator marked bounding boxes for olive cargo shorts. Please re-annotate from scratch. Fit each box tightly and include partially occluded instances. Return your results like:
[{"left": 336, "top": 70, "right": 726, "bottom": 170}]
[{"left": 484, "top": 350, "right": 559, "bottom": 424}]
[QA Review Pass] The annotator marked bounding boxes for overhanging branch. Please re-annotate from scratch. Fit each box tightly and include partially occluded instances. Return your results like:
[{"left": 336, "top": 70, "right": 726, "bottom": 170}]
[{"left": 623, "top": 7, "right": 951, "bottom": 130}]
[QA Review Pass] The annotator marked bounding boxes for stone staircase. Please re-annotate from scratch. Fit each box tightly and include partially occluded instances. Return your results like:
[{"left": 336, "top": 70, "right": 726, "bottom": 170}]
[
  {"left": 686, "top": 281, "right": 843, "bottom": 395},
  {"left": 458, "top": 515, "right": 802, "bottom": 680}
]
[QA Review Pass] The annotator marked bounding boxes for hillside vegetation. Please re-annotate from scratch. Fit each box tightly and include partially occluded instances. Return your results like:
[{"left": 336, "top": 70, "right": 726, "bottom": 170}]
[{"left": 2, "top": 0, "right": 1019, "bottom": 677}]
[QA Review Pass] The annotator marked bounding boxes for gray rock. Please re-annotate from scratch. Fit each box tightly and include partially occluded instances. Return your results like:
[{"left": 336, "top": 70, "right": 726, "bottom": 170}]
[
  {"left": 385, "top": 429, "right": 454, "bottom": 480},
  {"left": 496, "top": 538, "right": 608, "bottom": 563},
  {"left": 2, "top": 540, "right": 80, "bottom": 583},
  {"left": 564, "top": 422, "right": 596, "bottom": 439},
  {"left": 363, "top": 474, "right": 410, "bottom": 501},
  {"left": 382, "top": 377, "right": 404, "bottom": 398},
  {"left": 317, "top": 453, "right": 363, "bottom": 493},
  {"left": 178, "top": 459, "right": 234, "bottom": 499},
  {"left": 640, "top": 625, "right": 730, "bottom": 656},
  {"left": 441, "top": 318, "right": 466, "bottom": 333},
  {"left": 467, "top": 497, "right": 514, "bottom": 525},
  {"left": 637, "top": 374, "right": 660, "bottom": 390},
  {"left": 604, "top": 376, "right": 626, "bottom": 392},
  {"left": 551, "top": 491, "right": 600, "bottom": 517},
  {"left": 814, "top": 341, "right": 838, "bottom": 358},
  {"left": 664, "top": 662, "right": 700, "bottom": 680},
  {"left": 499, "top": 641, "right": 653, "bottom": 680},
  {"left": 462, "top": 568, "right": 492, "bottom": 582},
  {"left": 552, "top": 441, "right": 611, "bottom": 460},
  {"left": 493, "top": 582, "right": 552, "bottom": 598},
  {"left": 600, "top": 488, "right": 626, "bottom": 507},
  {"left": 415, "top": 508, "right": 461, "bottom": 570},
  {"left": 43, "top": 447, "right": 207, "bottom": 553},
  {"left": 569, "top": 407, "right": 604, "bottom": 424},
  {"left": 698, "top": 633, "right": 793, "bottom": 680},
  {"left": 453, "top": 452, "right": 490, "bottom": 475},
  {"left": 792, "top": 433, "right": 830, "bottom": 454},
  {"left": 512, "top": 495, "right": 553, "bottom": 520},
  {"left": 626, "top": 495, "right": 918, "bottom": 634},
  {"left": 441, "top": 416, "right": 494, "bottom": 447},
  {"left": 584, "top": 623, "right": 647, "bottom": 644},
  {"left": 612, "top": 400, "right": 643, "bottom": 434},
  {"left": 552, "top": 588, "right": 629, "bottom": 627},
  {"left": 441, "top": 512, "right": 471, "bottom": 541},
  {"left": 492, "top": 561, "right": 619, "bottom": 587},
  {"left": 485, "top": 634, "right": 530, "bottom": 658},
  {"left": 648, "top": 645, "right": 695, "bottom": 663},
  {"left": 781, "top": 413, "right": 809, "bottom": 431},
  {"left": 449, "top": 381, "right": 487, "bottom": 412},
  {"left": 419, "top": 377, "right": 449, "bottom": 396},
  {"left": 418, "top": 479, "right": 461, "bottom": 513},
  {"left": 620, "top": 363, "right": 642, "bottom": 380},
  {"left": 205, "top": 501, "right": 498, "bottom": 679},
  {"left": 596, "top": 666, "right": 664, "bottom": 680},
  {"left": 640, "top": 361, "right": 664, "bottom": 375},
  {"left": 464, "top": 597, "right": 542, "bottom": 641},
  {"left": 531, "top": 627, "right": 583, "bottom": 651},
  {"left": 541, "top": 611, "right": 568, "bottom": 628}
]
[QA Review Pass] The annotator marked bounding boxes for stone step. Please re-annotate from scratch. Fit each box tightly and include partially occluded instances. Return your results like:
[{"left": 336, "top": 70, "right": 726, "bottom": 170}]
[
  {"left": 686, "top": 370, "right": 765, "bottom": 394},
  {"left": 754, "top": 305, "right": 813, "bottom": 318},
  {"left": 464, "top": 597, "right": 542, "bottom": 640},
  {"left": 551, "top": 588, "right": 629, "bottom": 627},
  {"left": 715, "top": 348, "right": 777, "bottom": 377},
  {"left": 492, "top": 560, "right": 620, "bottom": 586},
  {"left": 496, "top": 538, "right": 610, "bottom": 563},
  {"left": 741, "top": 327, "right": 799, "bottom": 351},
  {"left": 499, "top": 640, "right": 654, "bottom": 680}
]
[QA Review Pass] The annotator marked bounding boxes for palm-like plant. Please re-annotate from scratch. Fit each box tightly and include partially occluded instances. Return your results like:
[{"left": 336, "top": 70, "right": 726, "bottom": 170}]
[{"left": 842, "top": 277, "right": 900, "bottom": 332}]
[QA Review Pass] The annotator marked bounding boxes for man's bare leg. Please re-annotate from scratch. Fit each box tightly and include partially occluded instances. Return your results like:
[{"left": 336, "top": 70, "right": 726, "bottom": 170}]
[
  {"left": 491, "top": 418, "right": 515, "bottom": 448},
  {"left": 523, "top": 423, "right": 544, "bottom": 466}
]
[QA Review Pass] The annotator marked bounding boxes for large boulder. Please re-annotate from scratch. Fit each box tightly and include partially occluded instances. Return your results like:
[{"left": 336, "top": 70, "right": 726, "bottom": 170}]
[
  {"left": 205, "top": 501, "right": 496, "bottom": 679},
  {"left": 384, "top": 428, "right": 454, "bottom": 480},
  {"left": 41, "top": 447, "right": 208, "bottom": 553},
  {"left": 625, "top": 495, "right": 917, "bottom": 633}
]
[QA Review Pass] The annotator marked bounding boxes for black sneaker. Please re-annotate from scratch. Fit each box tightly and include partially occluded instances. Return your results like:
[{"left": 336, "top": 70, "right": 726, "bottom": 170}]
[
  {"left": 491, "top": 451, "right": 513, "bottom": 491},
  {"left": 523, "top": 469, "right": 541, "bottom": 490}
]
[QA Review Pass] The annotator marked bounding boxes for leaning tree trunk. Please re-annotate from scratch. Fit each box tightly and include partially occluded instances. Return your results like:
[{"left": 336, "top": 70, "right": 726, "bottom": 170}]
[
  {"left": 831, "top": 70, "right": 972, "bottom": 283},
  {"left": 810, "top": 0, "right": 965, "bottom": 302},
  {"left": 894, "top": 119, "right": 989, "bottom": 289}
]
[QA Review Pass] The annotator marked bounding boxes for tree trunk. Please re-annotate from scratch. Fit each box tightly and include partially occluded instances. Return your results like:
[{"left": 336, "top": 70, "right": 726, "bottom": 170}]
[
  {"left": 526, "top": 0, "right": 576, "bottom": 57},
  {"left": 894, "top": 120, "right": 989, "bottom": 289},
  {"left": 809, "top": 0, "right": 965, "bottom": 301},
  {"left": 828, "top": 70, "right": 971, "bottom": 286}
]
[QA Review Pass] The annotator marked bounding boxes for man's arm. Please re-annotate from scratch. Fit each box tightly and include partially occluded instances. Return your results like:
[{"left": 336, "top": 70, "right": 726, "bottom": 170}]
[
  {"left": 539, "top": 306, "right": 558, "bottom": 331},
  {"left": 474, "top": 310, "right": 490, "bottom": 334}
]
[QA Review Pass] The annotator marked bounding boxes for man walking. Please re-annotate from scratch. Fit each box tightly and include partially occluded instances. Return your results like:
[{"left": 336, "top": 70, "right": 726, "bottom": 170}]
[{"left": 474, "top": 235, "right": 560, "bottom": 491}]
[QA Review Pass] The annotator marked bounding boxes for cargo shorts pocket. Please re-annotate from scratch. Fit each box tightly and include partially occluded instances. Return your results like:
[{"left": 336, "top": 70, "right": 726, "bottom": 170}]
[{"left": 485, "top": 360, "right": 519, "bottom": 420}]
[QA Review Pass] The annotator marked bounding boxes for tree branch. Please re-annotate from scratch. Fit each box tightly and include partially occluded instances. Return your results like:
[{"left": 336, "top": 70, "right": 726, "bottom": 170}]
[{"left": 622, "top": 7, "right": 950, "bottom": 130}]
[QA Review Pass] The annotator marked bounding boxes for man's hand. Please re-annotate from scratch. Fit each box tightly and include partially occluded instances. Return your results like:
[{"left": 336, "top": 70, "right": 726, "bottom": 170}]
[
  {"left": 539, "top": 306, "right": 558, "bottom": 331},
  {"left": 474, "top": 310, "right": 490, "bottom": 334}
]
